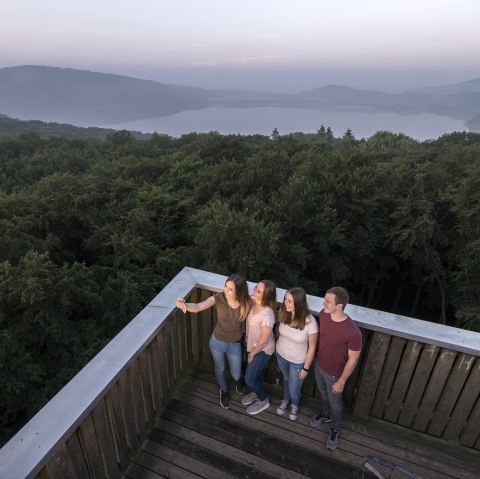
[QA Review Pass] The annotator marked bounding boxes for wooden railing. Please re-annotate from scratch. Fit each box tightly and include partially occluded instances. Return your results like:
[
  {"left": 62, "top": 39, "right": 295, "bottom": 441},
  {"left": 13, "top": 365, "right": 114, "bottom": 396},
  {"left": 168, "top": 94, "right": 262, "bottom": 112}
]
[{"left": 1, "top": 267, "right": 479, "bottom": 479}]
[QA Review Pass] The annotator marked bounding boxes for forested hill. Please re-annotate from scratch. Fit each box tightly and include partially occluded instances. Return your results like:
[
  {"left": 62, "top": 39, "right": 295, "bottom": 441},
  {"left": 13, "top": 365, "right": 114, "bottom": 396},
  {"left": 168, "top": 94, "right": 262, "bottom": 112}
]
[
  {"left": 0, "top": 113, "right": 150, "bottom": 140},
  {"left": 1, "top": 128, "right": 480, "bottom": 446},
  {"left": 0, "top": 65, "right": 209, "bottom": 125},
  {"left": 1, "top": 66, "right": 480, "bottom": 129}
]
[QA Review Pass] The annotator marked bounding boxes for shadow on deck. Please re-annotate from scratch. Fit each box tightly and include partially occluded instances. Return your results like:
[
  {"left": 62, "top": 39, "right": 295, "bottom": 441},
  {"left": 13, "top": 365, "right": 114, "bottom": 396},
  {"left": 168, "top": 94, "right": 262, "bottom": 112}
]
[{"left": 126, "top": 367, "right": 479, "bottom": 479}]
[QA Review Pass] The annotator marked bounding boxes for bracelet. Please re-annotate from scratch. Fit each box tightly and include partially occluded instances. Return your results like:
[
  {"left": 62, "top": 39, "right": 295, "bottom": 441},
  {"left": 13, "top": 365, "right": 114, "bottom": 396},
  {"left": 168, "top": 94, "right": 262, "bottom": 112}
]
[{"left": 302, "top": 367, "right": 309, "bottom": 372}]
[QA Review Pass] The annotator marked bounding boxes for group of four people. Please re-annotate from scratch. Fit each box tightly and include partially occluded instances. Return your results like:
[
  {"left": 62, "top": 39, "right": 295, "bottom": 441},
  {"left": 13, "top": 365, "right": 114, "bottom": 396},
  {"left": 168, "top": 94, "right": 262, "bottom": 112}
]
[{"left": 175, "top": 273, "right": 362, "bottom": 451}]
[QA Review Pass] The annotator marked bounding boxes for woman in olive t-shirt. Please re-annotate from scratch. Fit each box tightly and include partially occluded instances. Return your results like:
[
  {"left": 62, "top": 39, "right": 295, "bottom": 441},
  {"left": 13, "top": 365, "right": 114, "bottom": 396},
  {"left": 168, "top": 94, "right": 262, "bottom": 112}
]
[{"left": 176, "top": 273, "right": 250, "bottom": 409}]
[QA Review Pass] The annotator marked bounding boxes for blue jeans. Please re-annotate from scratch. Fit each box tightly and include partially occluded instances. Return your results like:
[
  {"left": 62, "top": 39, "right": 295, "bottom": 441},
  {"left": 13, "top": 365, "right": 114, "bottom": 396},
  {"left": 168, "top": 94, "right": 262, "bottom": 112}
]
[
  {"left": 209, "top": 333, "right": 242, "bottom": 391},
  {"left": 314, "top": 362, "right": 344, "bottom": 431},
  {"left": 276, "top": 352, "right": 305, "bottom": 406},
  {"left": 245, "top": 351, "right": 271, "bottom": 401}
]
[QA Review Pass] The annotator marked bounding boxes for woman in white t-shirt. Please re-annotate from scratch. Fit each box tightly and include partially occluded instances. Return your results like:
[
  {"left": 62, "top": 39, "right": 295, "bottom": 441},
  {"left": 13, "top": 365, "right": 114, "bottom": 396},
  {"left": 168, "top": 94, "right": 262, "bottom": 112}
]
[
  {"left": 240, "top": 280, "right": 277, "bottom": 416},
  {"left": 275, "top": 287, "right": 318, "bottom": 421}
]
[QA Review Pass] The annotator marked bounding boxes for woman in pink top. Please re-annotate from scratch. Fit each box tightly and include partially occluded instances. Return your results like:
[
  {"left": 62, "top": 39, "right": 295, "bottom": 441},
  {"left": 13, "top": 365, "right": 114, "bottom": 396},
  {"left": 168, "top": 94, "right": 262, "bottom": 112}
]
[
  {"left": 240, "top": 280, "right": 277, "bottom": 416},
  {"left": 275, "top": 287, "right": 318, "bottom": 421}
]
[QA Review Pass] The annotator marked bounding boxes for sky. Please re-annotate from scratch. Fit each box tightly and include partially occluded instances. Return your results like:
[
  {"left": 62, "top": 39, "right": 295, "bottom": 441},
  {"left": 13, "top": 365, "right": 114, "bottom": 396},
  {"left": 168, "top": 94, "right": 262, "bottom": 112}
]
[{"left": 2, "top": 0, "right": 480, "bottom": 92}]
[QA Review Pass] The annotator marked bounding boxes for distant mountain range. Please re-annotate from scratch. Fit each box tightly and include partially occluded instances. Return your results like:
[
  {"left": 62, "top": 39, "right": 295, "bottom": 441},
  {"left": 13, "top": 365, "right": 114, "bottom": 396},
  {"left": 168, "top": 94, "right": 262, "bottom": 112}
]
[{"left": 1, "top": 65, "right": 480, "bottom": 131}]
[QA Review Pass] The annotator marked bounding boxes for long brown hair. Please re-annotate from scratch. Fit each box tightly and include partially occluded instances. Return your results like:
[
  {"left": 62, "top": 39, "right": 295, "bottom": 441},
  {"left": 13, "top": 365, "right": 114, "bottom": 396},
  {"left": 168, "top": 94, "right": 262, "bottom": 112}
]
[
  {"left": 259, "top": 279, "right": 277, "bottom": 310},
  {"left": 226, "top": 273, "right": 250, "bottom": 320},
  {"left": 279, "top": 287, "right": 310, "bottom": 330}
]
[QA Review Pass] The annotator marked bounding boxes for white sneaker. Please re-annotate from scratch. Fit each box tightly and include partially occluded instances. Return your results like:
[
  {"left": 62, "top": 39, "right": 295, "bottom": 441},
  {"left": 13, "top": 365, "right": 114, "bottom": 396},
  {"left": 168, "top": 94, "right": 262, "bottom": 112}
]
[
  {"left": 289, "top": 404, "right": 299, "bottom": 421},
  {"left": 276, "top": 399, "right": 289, "bottom": 415}
]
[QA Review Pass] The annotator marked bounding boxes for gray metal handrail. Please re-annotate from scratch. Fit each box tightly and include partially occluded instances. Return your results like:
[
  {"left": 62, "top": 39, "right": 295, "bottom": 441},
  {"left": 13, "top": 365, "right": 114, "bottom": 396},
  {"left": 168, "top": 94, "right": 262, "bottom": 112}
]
[{"left": 362, "top": 455, "right": 424, "bottom": 479}]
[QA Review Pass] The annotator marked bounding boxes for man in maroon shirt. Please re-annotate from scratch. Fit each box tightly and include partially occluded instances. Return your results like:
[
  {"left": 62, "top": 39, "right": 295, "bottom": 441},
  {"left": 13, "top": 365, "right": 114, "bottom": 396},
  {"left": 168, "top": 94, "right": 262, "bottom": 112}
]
[{"left": 309, "top": 286, "right": 362, "bottom": 450}]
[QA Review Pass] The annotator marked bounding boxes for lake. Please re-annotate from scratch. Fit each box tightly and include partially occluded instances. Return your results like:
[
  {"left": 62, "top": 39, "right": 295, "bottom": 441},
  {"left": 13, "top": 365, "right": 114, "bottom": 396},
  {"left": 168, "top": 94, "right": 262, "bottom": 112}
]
[{"left": 106, "top": 107, "right": 468, "bottom": 141}]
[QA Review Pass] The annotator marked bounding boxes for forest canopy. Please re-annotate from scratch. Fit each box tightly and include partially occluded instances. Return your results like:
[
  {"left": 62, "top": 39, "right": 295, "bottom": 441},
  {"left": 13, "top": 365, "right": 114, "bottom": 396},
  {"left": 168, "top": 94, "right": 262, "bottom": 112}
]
[{"left": 1, "top": 127, "right": 479, "bottom": 444}]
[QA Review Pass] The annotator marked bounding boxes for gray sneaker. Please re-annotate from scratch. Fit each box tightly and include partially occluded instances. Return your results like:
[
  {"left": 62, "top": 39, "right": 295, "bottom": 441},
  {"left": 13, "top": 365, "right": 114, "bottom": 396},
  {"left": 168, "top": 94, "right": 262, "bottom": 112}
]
[
  {"left": 289, "top": 404, "right": 299, "bottom": 421},
  {"left": 327, "top": 428, "right": 339, "bottom": 450},
  {"left": 276, "top": 399, "right": 289, "bottom": 415},
  {"left": 241, "top": 391, "right": 258, "bottom": 406},
  {"left": 309, "top": 412, "right": 331, "bottom": 427},
  {"left": 246, "top": 398, "right": 270, "bottom": 415}
]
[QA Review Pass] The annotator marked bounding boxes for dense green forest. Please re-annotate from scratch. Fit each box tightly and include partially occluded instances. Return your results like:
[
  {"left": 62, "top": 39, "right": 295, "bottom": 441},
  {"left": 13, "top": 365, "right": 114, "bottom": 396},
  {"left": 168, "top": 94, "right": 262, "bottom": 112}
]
[{"left": 1, "top": 127, "right": 479, "bottom": 445}]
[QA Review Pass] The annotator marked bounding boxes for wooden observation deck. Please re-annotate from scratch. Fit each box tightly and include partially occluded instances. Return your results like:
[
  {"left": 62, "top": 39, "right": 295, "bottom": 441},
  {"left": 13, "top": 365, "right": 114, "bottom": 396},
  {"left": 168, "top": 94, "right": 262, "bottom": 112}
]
[{"left": 1, "top": 267, "right": 479, "bottom": 478}]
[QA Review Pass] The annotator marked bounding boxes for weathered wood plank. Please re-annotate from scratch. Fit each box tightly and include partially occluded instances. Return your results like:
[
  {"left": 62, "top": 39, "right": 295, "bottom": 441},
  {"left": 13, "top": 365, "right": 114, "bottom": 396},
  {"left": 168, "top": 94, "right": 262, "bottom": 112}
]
[
  {"left": 78, "top": 415, "right": 106, "bottom": 479},
  {"left": 353, "top": 331, "right": 391, "bottom": 419},
  {"left": 199, "top": 289, "right": 214, "bottom": 363},
  {"left": 44, "top": 443, "right": 76, "bottom": 479},
  {"left": 177, "top": 309, "right": 188, "bottom": 371},
  {"left": 187, "top": 289, "right": 199, "bottom": 361},
  {"left": 177, "top": 308, "right": 189, "bottom": 368},
  {"left": 124, "top": 461, "right": 168, "bottom": 478},
  {"left": 117, "top": 373, "right": 140, "bottom": 452},
  {"left": 459, "top": 393, "right": 480, "bottom": 448},
  {"left": 170, "top": 311, "right": 182, "bottom": 378},
  {"left": 188, "top": 290, "right": 199, "bottom": 363},
  {"left": 141, "top": 441, "right": 238, "bottom": 479},
  {"left": 138, "top": 350, "right": 155, "bottom": 431},
  {"left": 65, "top": 432, "right": 90, "bottom": 479},
  {"left": 105, "top": 385, "right": 130, "bottom": 471},
  {"left": 91, "top": 399, "right": 121, "bottom": 478},
  {"left": 184, "top": 302, "right": 194, "bottom": 365},
  {"left": 128, "top": 360, "right": 149, "bottom": 443},
  {"left": 163, "top": 317, "right": 177, "bottom": 390},
  {"left": 412, "top": 349, "right": 457, "bottom": 432},
  {"left": 155, "top": 329, "right": 171, "bottom": 400},
  {"left": 444, "top": 358, "right": 480, "bottom": 442},
  {"left": 384, "top": 340, "right": 422, "bottom": 423},
  {"left": 398, "top": 344, "right": 439, "bottom": 428},
  {"left": 148, "top": 335, "right": 164, "bottom": 415},
  {"left": 427, "top": 353, "right": 474, "bottom": 437},
  {"left": 371, "top": 336, "right": 406, "bottom": 419}
]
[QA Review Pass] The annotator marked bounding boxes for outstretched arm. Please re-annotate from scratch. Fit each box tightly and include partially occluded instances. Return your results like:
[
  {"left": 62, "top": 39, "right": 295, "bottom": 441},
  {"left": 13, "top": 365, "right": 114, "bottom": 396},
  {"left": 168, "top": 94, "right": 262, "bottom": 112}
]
[{"left": 176, "top": 295, "right": 216, "bottom": 313}]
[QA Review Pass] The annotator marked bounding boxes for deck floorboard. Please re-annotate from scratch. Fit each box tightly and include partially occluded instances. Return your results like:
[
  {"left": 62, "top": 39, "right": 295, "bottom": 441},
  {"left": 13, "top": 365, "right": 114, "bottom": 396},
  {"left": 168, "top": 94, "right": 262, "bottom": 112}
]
[{"left": 126, "top": 368, "right": 480, "bottom": 479}]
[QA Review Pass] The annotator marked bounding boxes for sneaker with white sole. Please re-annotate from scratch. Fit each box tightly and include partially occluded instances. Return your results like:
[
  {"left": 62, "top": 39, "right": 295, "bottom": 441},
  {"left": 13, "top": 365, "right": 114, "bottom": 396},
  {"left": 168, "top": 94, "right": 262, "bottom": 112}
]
[
  {"left": 276, "top": 399, "right": 289, "bottom": 415},
  {"left": 289, "top": 404, "right": 299, "bottom": 421},
  {"left": 220, "top": 390, "right": 230, "bottom": 409},
  {"left": 327, "top": 428, "right": 339, "bottom": 450},
  {"left": 235, "top": 378, "right": 246, "bottom": 394},
  {"left": 309, "top": 412, "right": 331, "bottom": 427},
  {"left": 246, "top": 398, "right": 270, "bottom": 415},
  {"left": 241, "top": 391, "right": 258, "bottom": 406}
]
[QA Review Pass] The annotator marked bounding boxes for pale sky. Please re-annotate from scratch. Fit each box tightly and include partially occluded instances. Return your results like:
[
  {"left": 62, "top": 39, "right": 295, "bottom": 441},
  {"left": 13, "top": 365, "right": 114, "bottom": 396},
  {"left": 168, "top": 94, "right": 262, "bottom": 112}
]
[{"left": 1, "top": 0, "right": 480, "bottom": 91}]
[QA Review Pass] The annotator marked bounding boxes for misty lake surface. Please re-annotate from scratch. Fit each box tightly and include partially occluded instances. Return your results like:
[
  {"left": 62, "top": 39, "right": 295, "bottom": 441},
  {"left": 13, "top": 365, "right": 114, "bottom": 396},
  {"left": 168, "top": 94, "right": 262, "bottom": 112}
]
[{"left": 106, "top": 107, "right": 467, "bottom": 141}]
